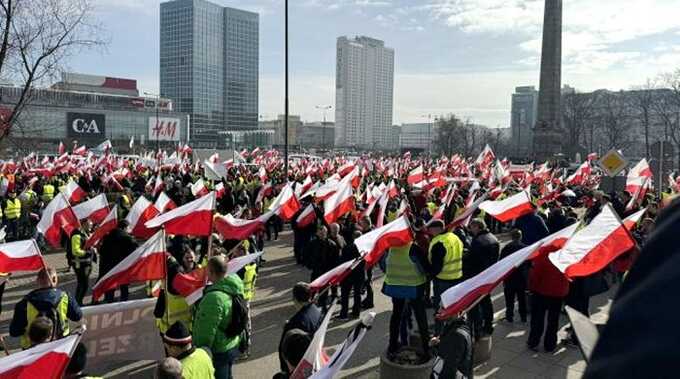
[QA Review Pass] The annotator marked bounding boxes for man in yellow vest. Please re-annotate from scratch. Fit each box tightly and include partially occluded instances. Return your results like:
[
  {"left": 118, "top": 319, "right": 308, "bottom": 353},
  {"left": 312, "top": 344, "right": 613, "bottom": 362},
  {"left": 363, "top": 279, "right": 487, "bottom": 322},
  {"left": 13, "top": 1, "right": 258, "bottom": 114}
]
[
  {"left": 382, "top": 242, "right": 431, "bottom": 362},
  {"left": 9, "top": 267, "right": 82, "bottom": 349},
  {"left": 234, "top": 240, "right": 258, "bottom": 358},
  {"left": 70, "top": 221, "right": 94, "bottom": 305},
  {"left": 163, "top": 321, "right": 215, "bottom": 379},
  {"left": 4, "top": 190, "right": 22, "bottom": 241},
  {"left": 42, "top": 182, "right": 55, "bottom": 203},
  {"left": 427, "top": 219, "right": 464, "bottom": 336}
]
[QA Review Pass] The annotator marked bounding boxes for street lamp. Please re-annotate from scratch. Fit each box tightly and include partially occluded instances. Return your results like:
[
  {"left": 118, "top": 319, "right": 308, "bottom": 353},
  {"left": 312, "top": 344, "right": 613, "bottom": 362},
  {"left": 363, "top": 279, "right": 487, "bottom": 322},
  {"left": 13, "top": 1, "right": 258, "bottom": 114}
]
[
  {"left": 144, "top": 91, "right": 161, "bottom": 152},
  {"left": 316, "top": 105, "right": 332, "bottom": 150},
  {"left": 284, "top": 0, "right": 289, "bottom": 176}
]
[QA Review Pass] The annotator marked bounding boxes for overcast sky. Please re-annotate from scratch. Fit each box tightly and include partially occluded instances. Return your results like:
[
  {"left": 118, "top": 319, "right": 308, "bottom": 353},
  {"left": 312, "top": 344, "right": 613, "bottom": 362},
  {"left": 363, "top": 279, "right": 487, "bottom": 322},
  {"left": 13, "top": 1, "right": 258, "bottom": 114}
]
[{"left": 72, "top": 0, "right": 680, "bottom": 127}]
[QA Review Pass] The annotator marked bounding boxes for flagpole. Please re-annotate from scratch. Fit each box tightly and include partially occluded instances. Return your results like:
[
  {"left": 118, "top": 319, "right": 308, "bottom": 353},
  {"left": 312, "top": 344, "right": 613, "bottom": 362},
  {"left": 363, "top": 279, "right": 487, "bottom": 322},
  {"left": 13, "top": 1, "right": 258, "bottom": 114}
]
[{"left": 284, "top": 0, "right": 290, "bottom": 177}]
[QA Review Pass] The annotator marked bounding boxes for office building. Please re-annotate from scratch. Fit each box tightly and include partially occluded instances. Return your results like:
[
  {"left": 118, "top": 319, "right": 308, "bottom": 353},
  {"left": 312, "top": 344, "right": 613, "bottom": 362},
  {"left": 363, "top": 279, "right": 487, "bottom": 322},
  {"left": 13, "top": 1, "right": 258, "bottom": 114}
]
[
  {"left": 400, "top": 122, "right": 433, "bottom": 153},
  {"left": 511, "top": 86, "right": 539, "bottom": 157},
  {"left": 160, "top": 0, "right": 259, "bottom": 149},
  {"left": 298, "top": 121, "right": 335, "bottom": 149},
  {"left": 335, "top": 36, "right": 394, "bottom": 150},
  {"left": 258, "top": 115, "right": 300, "bottom": 147}
]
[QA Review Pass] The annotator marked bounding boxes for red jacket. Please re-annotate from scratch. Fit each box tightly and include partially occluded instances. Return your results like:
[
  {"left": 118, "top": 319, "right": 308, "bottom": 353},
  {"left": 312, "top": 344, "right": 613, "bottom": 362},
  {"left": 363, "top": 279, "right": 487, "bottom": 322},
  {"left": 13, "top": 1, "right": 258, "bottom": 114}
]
[{"left": 528, "top": 253, "right": 570, "bottom": 298}]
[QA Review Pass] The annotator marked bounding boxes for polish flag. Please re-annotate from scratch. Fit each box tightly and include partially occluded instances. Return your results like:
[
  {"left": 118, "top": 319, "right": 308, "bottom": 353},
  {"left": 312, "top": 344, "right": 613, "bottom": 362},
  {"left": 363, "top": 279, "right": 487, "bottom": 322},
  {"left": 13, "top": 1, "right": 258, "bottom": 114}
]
[
  {"left": 191, "top": 178, "right": 209, "bottom": 197},
  {"left": 0, "top": 240, "right": 44, "bottom": 274},
  {"left": 214, "top": 211, "right": 275, "bottom": 240},
  {"left": 72, "top": 194, "right": 109, "bottom": 225},
  {"left": 85, "top": 206, "right": 118, "bottom": 249},
  {"left": 154, "top": 192, "right": 178, "bottom": 213},
  {"left": 437, "top": 223, "right": 578, "bottom": 320},
  {"left": 625, "top": 176, "right": 649, "bottom": 212},
  {"left": 0, "top": 333, "right": 82, "bottom": 379},
  {"left": 549, "top": 204, "right": 636, "bottom": 278},
  {"left": 407, "top": 165, "right": 424, "bottom": 185},
  {"left": 125, "top": 196, "right": 160, "bottom": 239},
  {"left": 354, "top": 216, "right": 413, "bottom": 267},
  {"left": 61, "top": 179, "right": 86, "bottom": 204},
  {"left": 323, "top": 183, "right": 355, "bottom": 224},
  {"left": 92, "top": 229, "right": 167, "bottom": 301},
  {"left": 565, "top": 161, "right": 591, "bottom": 186},
  {"left": 479, "top": 189, "right": 534, "bottom": 223},
  {"left": 337, "top": 162, "right": 355, "bottom": 177},
  {"left": 73, "top": 145, "right": 87, "bottom": 156},
  {"left": 152, "top": 173, "right": 164, "bottom": 196},
  {"left": 374, "top": 190, "right": 389, "bottom": 228},
  {"left": 587, "top": 152, "right": 598, "bottom": 161},
  {"left": 37, "top": 193, "right": 80, "bottom": 248},
  {"left": 58, "top": 141, "right": 65, "bottom": 155},
  {"left": 268, "top": 183, "right": 301, "bottom": 221},
  {"left": 475, "top": 144, "right": 496, "bottom": 166},
  {"left": 296, "top": 204, "right": 317, "bottom": 228},
  {"left": 628, "top": 158, "right": 653, "bottom": 180},
  {"left": 146, "top": 192, "right": 215, "bottom": 236},
  {"left": 255, "top": 182, "right": 273, "bottom": 204},
  {"left": 622, "top": 208, "right": 646, "bottom": 231},
  {"left": 106, "top": 174, "right": 124, "bottom": 192},
  {"left": 301, "top": 175, "right": 314, "bottom": 194},
  {"left": 387, "top": 180, "right": 399, "bottom": 199},
  {"left": 309, "top": 259, "right": 356, "bottom": 292},
  {"left": 290, "top": 303, "right": 335, "bottom": 379},
  {"left": 215, "top": 182, "right": 225, "bottom": 199}
]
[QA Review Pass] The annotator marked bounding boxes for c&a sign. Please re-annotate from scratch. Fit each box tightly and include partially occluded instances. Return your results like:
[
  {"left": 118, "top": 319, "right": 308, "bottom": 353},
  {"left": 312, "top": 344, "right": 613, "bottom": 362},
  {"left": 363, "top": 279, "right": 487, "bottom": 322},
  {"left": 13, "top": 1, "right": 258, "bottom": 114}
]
[{"left": 67, "top": 112, "right": 106, "bottom": 140}]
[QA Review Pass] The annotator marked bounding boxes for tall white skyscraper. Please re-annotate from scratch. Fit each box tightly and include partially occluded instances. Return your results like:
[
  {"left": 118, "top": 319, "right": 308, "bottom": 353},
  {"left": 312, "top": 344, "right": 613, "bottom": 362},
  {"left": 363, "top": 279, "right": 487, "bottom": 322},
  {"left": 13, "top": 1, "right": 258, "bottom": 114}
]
[{"left": 335, "top": 36, "right": 394, "bottom": 149}]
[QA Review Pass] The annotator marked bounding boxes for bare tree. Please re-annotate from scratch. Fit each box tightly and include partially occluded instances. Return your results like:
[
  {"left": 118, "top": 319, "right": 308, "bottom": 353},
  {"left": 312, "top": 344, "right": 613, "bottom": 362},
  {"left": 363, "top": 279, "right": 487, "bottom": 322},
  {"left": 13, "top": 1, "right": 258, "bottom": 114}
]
[
  {"left": 562, "top": 91, "right": 598, "bottom": 157},
  {"left": 655, "top": 70, "right": 680, "bottom": 168},
  {"left": 0, "top": 0, "right": 105, "bottom": 142},
  {"left": 596, "top": 90, "right": 633, "bottom": 151},
  {"left": 628, "top": 78, "right": 660, "bottom": 158}
]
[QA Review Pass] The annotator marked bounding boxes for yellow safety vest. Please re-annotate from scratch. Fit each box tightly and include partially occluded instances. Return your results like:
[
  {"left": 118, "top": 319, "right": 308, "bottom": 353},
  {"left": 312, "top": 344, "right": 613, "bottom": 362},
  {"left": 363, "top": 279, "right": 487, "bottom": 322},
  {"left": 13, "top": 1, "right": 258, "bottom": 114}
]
[
  {"left": 5, "top": 198, "right": 21, "bottom": 220},
  {"left": 21, "top": 190, "right": 37, "bottom": 209},
  {"left": 385, "top": 243, "right": 426, "bottom": 287},
  {"left": 181, "top": 348, "right": 215, "bottom": 379},
  {"left": 428, "top": 232, "right": 464, "bottom": 280},
  {"left": 386, "top": 210, "right": 398, "bottom": 223},
  {"left": 42, "top": 185, "right": 55, "bottom": 203},
  {"left": 21, "top": 292, "right": 70, "bottom": 349},
  {"left": 427, "top": 202, "right": 438, "bottom": 216},
  {"left": 157, "top": 292, "right": 193, "bottom": 334},
  {"left": 243, "top": 263, "right": 257, "bottom": 301}
]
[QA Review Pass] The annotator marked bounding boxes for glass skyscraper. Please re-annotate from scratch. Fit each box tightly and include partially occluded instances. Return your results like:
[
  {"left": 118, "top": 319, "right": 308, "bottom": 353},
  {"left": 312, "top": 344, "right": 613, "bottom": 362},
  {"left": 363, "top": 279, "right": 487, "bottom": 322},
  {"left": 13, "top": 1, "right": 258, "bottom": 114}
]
[{"left": 160, "top": 0, "right": 259, "bottom": 148}]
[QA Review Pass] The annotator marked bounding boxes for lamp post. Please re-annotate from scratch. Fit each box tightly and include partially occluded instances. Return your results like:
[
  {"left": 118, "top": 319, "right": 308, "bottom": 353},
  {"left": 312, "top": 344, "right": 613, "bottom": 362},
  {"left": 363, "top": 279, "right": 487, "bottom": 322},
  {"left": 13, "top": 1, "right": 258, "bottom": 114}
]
[
  {"left": 144, "top": 91, "right": 161, "bottom": 152},
  {"left": 316, "top": 105, "right": 332, "bottom": 150},
  {"left": 284, "top": 0, "right": 289, "bottom": 177}
]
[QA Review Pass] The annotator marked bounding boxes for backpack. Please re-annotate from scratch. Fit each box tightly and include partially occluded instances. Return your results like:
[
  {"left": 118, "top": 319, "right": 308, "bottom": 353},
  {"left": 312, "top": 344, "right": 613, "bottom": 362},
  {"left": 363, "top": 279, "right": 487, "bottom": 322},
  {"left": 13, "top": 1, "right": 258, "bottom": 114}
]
[
  {"left": 224, "top": 294, "right": 248, "bottom": 338},
  {"left": 31, "top": 301, "right": 64, "bottom": 342}
]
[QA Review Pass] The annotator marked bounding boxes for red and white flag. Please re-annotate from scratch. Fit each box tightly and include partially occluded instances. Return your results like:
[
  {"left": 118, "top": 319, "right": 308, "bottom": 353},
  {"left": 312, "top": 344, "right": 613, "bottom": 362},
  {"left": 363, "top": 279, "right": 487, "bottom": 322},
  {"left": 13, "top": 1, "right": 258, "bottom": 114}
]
[
  {"left": 215, "top": 182, "right": 225, "bottom": 199},
  {"left": 475, "top": 144, "right": 496, "bottom": 166},
  {"left": 214, "top": 211, "right": 275, "bottom": 241},
  {"left": 0, "top": 240, "right": 44, "bottom": 274},
  {"left": 437, "top": 223, "right": 578, "bottom": 320},
  {"left": 152, "top": 173, "right": 164, "bottom": 196},
  {"left": 268, "top": 183, "right": 301, "bottom": 221},
  {"left": 296, "top": 204, "right": 317, "bottom": 228},
  {"left": 256, "top": 182, "right": 273, "bottom": 204},
  {"left": 85, "top": 205, "right": 118, "bottom": 249},
  {"left": 374, "top": 190, "right": 389, "bottom": 228},
  {"left": 57, "top": 141, "right": 65, "bottom": 155},
  {"left": 448, "top": 193, "right": 487, "bottom": 229},
  {"left": 191, "top": 178, "right": 209, "bottom": 197},
  {"left": 407, "top": 165, "right": 424, "bottom": 185},
  {"left": 92, "top": 229, "right": 167, "bottom": 301},
  {"left": 154, "top": 192, "right": 178, "bottom": 213},
  {"left": 301, "top": 175, "right": 314, "bottom": 194},
  {"left": 0, "top": 332, "right": 82, "bottom": 379},
  {"left": 479, "top": 189, "right": 534, "bottom": 223},
  {"left": 625, "top": 176, "right": 649, "bottom": 212},
  {"left": 146, "top": 192, "right": 215, "bottom": 236},
  {"left": 354, "top": 216, "right": 413, "bottom": 267},
  {"left": 622, "top": 208, "right": 646, "bottom": 231},
  {"left": 549, "top": 204, "right": 635, "bottom": 278},
  {"left": 566, "top": 161, "right": 591, "bottom": 186},
  {"left": 37, "top": 193, "right": 80, "bottom": 248},
  {"left": 323, "top": 183, "right": 354, "bottom": 224},
  {"left": 387, "top": 180, "right": 399, "bottom": 199},
  {"left": 62, "top": 179, "right": 86, "bottom": 204},
  {"left": 290, "top": 303, "right": 335, "bottom": 379},
  {"left": 628, "top": 158, "right": 653, "bottom": 180},
  {"left": 125, "top": 196, "right": 160, "bottom": 239},
  {"left": 72, "top": 193, "right": 109, "bottom": 224},
  {"left": 309, "top": 260, "right": 356, "bottom": 292}
]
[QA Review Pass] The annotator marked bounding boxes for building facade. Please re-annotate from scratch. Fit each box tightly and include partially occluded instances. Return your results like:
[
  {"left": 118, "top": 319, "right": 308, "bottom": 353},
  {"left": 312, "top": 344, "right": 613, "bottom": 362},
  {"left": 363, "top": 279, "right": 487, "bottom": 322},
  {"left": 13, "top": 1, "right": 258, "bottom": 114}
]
[
  {"left": 335, "top": 36, "right": 394, "bottom": 150},
  {"left": 399, "top": 122, "right": 433, "bottom": 153},
  {"left": 160, "top": 0, "right": 258, "bottom": 149},
  {"left": 0, "top": 74, "right": 188, "bottom": 154},
  {"left": 511, "top": 86, "right": 539, "bottom": 157},
  {"left": 298, "top": 122, "right": 335, "bottom": 150},
  {"left": 258, "top": 115, "right": 300, "bottom": 147}
]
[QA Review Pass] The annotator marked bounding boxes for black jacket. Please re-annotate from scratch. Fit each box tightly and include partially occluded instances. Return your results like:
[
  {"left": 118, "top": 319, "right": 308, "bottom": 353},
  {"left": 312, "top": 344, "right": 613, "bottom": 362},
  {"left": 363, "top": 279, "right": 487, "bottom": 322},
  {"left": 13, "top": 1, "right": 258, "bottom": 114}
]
[
  {"left": 99, "top": 227, "right": 138, "bottom": 278},
  {"left": 278, "top": 304, "right": 322, "bottom": 372},
  {"left": 10, "top": 287, "right": 82, "bottom": 338},
  {"left": 500, "top": 240, "right": 528, "bottom": 288},
  {"left": 305, "top": 238, "right": 339, "bottom": 279},
  {"left": 465, "top": 230, "right": 500, "bottom": 278}
]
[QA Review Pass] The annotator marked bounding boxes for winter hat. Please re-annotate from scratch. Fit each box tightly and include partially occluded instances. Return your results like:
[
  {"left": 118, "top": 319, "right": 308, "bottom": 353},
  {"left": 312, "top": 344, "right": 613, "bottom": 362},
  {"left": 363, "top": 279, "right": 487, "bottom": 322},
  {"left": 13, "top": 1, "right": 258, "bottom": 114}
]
[{"left": 163, "top": 321, "right": 192, "bottom": 346}]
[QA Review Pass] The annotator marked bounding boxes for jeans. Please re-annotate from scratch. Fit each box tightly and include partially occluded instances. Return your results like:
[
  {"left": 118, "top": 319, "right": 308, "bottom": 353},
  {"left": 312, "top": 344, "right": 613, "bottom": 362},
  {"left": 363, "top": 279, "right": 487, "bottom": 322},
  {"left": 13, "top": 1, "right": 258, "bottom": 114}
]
[
  {"left": 389, "top": 297, "right": 430, "bottom": 356},
  {"left": 433, "top": 278, "right": 461, "bottom": 335},
  {"left": 104, "top": 285, "right": 129, "bottom": 303},
  {"left": 74, "top": 264, "right": 92, "bottom": 305},
  {"left": 339, "top": 279, "right": 362, "bottom": 317},
  {"left": 5, "top": 219, "right": 18, "bottom": 241},
  {"left": 527, "top": 293, "right": 563, "bottom": 351},
  {"left": 214, "top": 347, "right": 241, "bottom": 379},
  {"left": 504, "top": 283, "right": 527, "bottom": 322}
]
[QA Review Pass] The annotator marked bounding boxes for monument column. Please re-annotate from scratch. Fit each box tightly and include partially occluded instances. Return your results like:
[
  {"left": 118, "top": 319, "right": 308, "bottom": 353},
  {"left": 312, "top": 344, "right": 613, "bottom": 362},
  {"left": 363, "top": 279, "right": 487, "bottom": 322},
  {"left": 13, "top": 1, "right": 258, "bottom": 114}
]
[{"left": 533, "top": 0, "right": 563, "bottom": 161}]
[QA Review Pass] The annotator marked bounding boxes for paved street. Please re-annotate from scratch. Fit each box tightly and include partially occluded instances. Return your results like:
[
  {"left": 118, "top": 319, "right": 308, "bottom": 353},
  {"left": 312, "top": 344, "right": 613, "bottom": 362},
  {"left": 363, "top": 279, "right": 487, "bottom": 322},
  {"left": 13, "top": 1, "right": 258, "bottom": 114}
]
[{"left": 0, "top": 231, "right": 611, "bottom": 378}]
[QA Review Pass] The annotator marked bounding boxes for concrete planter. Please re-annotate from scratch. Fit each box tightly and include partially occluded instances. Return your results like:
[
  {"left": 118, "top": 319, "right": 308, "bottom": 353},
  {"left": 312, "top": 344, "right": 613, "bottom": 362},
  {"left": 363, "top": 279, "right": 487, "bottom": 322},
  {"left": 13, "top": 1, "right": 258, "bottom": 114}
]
[
  {"left": 380, "top": 348, "right": 435, "bottom": 379},
  {"left": 473, "top": 335, "right": 492, "bottom": 365}
]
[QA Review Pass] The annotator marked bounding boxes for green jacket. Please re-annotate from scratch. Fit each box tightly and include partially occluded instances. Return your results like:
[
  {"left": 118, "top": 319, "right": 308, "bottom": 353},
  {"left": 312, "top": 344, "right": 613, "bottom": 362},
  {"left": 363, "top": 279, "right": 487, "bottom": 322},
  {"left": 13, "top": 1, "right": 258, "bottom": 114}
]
[{"left": 193, "top": 274, "right": 244, "bottom": 354}]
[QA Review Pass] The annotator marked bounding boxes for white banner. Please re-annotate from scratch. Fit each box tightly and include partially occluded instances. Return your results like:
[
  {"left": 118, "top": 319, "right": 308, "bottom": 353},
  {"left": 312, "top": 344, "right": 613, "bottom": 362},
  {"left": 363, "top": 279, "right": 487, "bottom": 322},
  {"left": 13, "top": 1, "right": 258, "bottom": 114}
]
[
  {"left": 79, "top": 298, "right": 164, "bottom": 374},
  {"left": 148, "top": 117, "right": 180, "bottom": 141}
]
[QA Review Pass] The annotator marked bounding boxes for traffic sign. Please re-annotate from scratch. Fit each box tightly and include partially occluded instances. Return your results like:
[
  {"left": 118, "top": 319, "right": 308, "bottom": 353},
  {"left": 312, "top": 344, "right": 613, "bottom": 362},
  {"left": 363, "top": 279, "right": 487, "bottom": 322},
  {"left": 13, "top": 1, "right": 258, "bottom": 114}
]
[{"left": 597, "top": 149, "right": 628, "bottom": 177}]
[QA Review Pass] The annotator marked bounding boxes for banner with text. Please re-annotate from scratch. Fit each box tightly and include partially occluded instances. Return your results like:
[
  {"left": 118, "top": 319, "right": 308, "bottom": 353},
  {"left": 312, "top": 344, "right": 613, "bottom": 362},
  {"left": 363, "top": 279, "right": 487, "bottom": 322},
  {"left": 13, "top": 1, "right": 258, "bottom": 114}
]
[
  {"left": 148, "top": 117, "right": 180, "bottom": 141},
  {"left": 79, "top": 298, "right": 164, "bottom": 374}
]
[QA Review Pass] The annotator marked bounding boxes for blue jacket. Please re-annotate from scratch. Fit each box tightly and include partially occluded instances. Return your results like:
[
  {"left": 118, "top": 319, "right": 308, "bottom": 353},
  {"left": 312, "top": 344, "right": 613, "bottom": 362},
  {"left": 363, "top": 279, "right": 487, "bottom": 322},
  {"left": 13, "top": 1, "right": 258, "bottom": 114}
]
[
  {"left": 514, "top": 212, "right": 549, "bottom": 245},
  {"left": 10, "top": 287, "right": 82, "bottom": 338}
]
